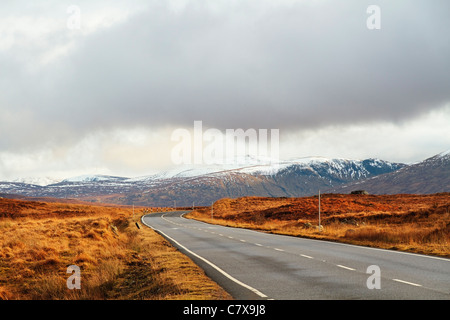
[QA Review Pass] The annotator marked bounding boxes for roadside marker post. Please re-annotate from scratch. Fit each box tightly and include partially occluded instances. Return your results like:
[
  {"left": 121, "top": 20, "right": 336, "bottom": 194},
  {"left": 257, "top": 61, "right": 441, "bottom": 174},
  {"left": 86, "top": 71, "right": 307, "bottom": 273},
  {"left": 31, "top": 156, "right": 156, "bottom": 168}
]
[{"left": 318, "top": 190, "right": 322, "bottom": 231}]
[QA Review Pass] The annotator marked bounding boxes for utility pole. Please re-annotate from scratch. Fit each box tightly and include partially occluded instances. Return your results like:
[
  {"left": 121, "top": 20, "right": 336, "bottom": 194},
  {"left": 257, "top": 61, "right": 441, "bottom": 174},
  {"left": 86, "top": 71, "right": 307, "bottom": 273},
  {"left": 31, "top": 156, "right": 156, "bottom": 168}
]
[{"left": 318, "top": 190, "right": 321, "bottom": 231}]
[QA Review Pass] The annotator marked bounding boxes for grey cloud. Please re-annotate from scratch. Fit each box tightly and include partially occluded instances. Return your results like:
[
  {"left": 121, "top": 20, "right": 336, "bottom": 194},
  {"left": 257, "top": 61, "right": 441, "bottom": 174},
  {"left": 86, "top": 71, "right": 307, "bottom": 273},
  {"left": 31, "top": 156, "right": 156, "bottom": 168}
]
[{"left": 1, "top": 0, "right": 450, "bottom": 152}]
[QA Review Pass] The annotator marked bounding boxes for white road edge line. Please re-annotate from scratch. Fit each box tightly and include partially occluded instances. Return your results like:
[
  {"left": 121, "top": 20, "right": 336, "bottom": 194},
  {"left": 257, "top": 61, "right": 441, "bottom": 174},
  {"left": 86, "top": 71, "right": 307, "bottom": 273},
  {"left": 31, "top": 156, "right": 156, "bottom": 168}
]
[
  {"left": 141, "top": 215, "right": 269, "bottom": 299},
  {"left": 392, "top": 279, "right": 422, "bottom": 287},
  {"left": 300, "top": 254, "right": 313, "bottom": 259}
]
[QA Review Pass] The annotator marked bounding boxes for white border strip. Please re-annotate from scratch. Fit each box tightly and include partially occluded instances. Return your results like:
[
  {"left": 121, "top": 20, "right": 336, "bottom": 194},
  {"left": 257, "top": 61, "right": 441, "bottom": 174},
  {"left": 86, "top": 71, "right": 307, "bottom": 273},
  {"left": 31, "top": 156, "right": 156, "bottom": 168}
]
[{"left": 141, "top": 214, "right": 269, "bottom": 299}]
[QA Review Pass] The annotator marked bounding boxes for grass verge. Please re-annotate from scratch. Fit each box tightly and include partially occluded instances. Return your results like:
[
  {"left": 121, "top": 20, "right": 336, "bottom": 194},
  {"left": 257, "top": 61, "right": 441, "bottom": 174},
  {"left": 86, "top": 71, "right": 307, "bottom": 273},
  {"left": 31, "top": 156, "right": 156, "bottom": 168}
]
[{"left": 0, "top": 198, "right": 231, "bottom": 300}]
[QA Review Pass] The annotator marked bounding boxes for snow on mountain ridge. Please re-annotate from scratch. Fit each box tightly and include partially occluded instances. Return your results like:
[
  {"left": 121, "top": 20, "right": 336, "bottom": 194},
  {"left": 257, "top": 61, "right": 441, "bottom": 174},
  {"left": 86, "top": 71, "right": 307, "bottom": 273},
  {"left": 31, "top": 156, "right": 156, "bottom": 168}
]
[
  {"left": 437, "top": 149, "right": 450, "bottom": 158},
  {"left": 4, "top": 156, "right": 404, "bottom": 185},
  {"left": 62, "top": 174, "right": 126, "bottom": 183},
  {"left": 12, "top": 177, "right": 62, "bottom": 186}
]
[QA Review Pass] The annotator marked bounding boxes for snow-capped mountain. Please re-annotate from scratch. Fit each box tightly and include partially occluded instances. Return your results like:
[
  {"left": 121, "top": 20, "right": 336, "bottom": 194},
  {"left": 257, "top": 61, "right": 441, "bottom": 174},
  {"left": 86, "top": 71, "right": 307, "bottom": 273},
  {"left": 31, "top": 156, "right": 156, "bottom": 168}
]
[
  {"left": 11, "top": 176, "right": 62, "bottom": 186},
  {"left": 129, "top": 155, "right": 282, "bottom": 180},
  {"left": 437, "top": 149, "right": 450, "bottom": 160},
  {"left": 236, "top": 156, "right": 402, "bottom": 177},
  {"left": 0, "top": 155, "right": 408, "bottom": 206},
  {"left": 61, "top": 174, "right": 128, "bottom": 183},
  {"left": 333, "top": 150, "right": 450, "bottom": 195}
]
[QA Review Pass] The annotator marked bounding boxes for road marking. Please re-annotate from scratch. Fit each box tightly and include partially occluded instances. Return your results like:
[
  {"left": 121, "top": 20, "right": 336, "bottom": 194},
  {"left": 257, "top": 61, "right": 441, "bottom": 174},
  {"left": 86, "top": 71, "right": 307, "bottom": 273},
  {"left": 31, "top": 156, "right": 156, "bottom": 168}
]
[
  {"left": 254, "top": 243, "right": 263, "bottom": 246},
  {"left": 393, "top": 279, "right": 422, "bottom": 287},
  {"left": 274, "top": 248, "right": 284, "bottom": 252},
  {"left": 180, "top": 210, "right": 450, "bottom": 263},
  {"left": 152, "top": 212, "right": 437, "bottom": 297},
  {"left": 337, "top": 264, "right": 356, "bottom": 271},
  {"left": 240, "top": 239, "right": 247, "bottom": 242},
  {"left": 141, "top": 215, "right": 269, "bottom": 299}
]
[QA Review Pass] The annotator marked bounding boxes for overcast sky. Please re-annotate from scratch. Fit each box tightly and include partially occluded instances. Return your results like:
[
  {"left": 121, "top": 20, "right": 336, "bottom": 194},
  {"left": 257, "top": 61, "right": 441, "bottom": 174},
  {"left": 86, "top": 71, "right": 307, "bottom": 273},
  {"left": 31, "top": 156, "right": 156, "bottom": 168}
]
[{"left": 1, "top": 0, "right": 449, "bottom": 181}]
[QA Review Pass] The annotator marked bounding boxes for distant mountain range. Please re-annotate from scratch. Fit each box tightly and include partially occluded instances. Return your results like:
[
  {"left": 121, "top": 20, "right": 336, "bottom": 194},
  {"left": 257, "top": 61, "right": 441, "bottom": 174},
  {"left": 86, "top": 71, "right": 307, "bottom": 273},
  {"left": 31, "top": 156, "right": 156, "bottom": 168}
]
[
  {"left": 331, "top": 150, "right": 450, "bottom": 195},
  {"left": 0, "top": 151, "right": 448, "bottom": 206}
]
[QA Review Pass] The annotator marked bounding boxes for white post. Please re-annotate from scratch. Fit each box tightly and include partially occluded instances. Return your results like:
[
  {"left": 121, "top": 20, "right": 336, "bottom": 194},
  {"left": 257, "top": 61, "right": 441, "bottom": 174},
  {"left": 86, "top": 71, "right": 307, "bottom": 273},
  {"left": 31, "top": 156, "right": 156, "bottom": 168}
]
[
  {"left": 318, "top": 190, "right": 321, "bottom": 230},
  {"left": 211, "top": 202, "right": 213, "bottom": 220}
]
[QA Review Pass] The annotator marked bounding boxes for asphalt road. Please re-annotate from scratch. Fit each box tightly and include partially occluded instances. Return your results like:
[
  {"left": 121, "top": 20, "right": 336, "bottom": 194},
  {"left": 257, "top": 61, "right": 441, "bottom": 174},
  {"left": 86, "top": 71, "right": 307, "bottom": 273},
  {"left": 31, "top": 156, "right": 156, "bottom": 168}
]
[{"left": 141, "top": 211, "right": 450, "bottom": 300}]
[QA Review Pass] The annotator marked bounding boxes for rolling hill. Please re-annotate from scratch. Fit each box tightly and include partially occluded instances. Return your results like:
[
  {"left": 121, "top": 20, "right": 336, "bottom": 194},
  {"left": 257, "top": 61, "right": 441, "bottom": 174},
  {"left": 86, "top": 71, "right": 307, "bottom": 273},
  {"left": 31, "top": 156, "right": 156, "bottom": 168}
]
[{"left": 332, "top": 150, "right": 450, "bottom": 195}]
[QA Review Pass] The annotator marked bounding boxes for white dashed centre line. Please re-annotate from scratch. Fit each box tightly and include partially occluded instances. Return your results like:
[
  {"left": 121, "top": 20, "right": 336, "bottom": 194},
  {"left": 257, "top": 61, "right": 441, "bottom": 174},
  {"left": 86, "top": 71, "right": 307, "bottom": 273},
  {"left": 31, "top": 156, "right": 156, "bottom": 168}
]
[
  {"left": 393, "top": 279, "right": 422, "bottom": 287},
  {"left": 337, "top": 264, "right": 356, "bottom": 271}
]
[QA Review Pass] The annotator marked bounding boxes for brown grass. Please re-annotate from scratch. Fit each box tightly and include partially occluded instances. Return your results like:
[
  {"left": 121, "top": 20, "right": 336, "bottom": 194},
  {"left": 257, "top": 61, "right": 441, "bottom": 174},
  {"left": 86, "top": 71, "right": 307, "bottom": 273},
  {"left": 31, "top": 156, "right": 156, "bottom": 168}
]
[
  {"left": 0, "top": 198, "right": 231, "bottom": 300},
  {"left": 187, "top": 193, "right": 450, "bottom": 258}
]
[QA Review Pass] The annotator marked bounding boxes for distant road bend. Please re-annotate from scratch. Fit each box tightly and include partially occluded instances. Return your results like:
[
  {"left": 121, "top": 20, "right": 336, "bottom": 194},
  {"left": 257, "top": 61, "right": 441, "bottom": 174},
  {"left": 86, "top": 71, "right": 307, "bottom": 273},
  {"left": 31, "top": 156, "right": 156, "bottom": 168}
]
[{"left": 141, "top": 211, "right": 450, "bottom": 300}]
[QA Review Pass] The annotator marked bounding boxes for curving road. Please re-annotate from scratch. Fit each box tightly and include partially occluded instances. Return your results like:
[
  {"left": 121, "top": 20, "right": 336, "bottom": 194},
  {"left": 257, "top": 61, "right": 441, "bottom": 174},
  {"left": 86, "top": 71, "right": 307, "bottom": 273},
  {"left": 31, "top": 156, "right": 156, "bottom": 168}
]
[{"left": 141, "top": 211, "right": 450, "bottom": 300}]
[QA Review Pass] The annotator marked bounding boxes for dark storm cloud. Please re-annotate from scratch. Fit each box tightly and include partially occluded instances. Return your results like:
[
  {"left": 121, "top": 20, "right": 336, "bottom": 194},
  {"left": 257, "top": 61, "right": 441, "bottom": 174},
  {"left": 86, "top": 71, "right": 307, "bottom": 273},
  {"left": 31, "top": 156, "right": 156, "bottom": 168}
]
[{"left": 1, "top": 0, "right": 450, "bottom": 150}]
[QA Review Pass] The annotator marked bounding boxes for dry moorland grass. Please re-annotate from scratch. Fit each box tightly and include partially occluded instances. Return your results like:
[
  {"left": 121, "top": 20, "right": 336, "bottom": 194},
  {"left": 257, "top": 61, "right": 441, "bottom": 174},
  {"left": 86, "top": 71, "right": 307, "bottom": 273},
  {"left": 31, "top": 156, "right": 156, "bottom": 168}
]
[
  {"left": 0, "top": 198, "right": 231, "bottom": 300},
  {"left": 187, "top": 193, "right": 450, "bottom": 258}
]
